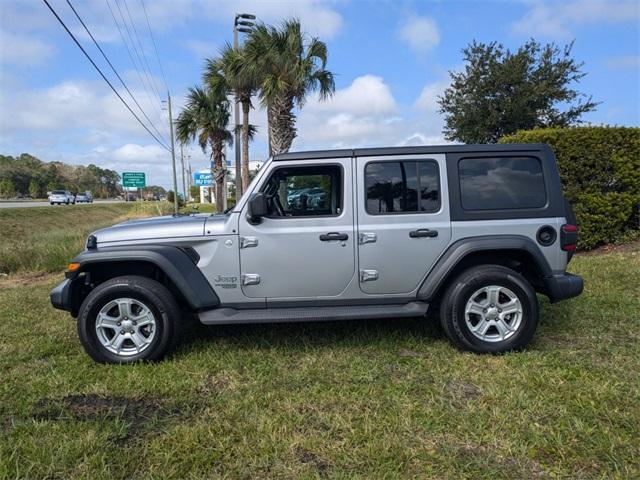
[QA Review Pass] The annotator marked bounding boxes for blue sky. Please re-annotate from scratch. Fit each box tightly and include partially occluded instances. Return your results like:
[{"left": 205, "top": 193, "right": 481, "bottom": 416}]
[{"left": 1, "top": 0, "right": 638, "bottom": 189}]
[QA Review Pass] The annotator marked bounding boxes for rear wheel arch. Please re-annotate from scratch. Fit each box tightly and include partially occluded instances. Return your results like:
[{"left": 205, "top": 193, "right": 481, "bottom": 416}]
[{"left": 419, "top": 236, "right": 553, "bottom": 302}]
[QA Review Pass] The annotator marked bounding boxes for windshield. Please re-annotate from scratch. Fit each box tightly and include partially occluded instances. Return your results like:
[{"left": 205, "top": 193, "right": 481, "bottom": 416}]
[{"left": 52, "top": 190, "right": 65, "bottom": 194}]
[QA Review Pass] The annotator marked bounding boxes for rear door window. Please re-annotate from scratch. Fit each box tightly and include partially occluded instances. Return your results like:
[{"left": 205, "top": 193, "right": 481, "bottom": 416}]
[{"left": 365, "top": 160, "right": 440, "bottom": 214}]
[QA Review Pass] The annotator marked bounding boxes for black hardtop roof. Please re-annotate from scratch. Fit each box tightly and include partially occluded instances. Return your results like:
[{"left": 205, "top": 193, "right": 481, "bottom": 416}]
[{"left": 272, "top": 143, "right": 551, "bottom": 161}]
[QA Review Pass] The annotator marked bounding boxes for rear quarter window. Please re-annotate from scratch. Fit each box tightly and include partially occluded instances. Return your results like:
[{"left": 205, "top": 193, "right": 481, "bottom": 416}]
[{"left": 458, "top": 157, "right": 546, "bottom": 210}]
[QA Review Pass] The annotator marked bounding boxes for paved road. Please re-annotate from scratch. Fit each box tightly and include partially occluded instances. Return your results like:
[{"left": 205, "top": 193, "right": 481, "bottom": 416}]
[{"left": 0, "top": 199, "right": 125, "bottom": 209}]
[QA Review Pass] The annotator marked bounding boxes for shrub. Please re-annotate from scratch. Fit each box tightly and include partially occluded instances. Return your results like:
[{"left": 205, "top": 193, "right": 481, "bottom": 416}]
[{"left": 500, "top": 126, "right": 640, "bottom": 249}]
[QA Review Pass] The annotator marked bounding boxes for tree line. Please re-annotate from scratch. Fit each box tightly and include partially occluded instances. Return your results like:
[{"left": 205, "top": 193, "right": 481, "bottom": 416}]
[{"left": 0, "top": 153, "right": 163, "bottom": 199}]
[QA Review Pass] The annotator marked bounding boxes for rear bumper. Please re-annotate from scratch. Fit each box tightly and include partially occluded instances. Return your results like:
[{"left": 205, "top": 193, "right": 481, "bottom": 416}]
[
  {"left": 50, "top": 279, "right": 74, "bottom": 313},
  {"left": 545, "top": 273, "right": 584, "bottom": 303}
]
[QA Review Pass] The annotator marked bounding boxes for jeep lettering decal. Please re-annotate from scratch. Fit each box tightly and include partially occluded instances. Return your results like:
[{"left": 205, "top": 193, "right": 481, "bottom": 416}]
[{"left": 213, "top": 274, "right": 238, "bottom": 289}]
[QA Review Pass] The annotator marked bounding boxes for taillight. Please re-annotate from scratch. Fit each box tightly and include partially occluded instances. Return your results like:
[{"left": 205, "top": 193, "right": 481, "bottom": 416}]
[{"left": 561, "top": 224, "right": 577, "bottom": 251}]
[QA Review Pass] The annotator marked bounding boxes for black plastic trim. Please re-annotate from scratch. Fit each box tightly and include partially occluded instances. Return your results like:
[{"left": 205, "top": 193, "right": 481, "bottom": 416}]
[
  {"left": 68, "top": 245, "right": 219, "bottom": 310},
  {"left": 272, "top": 143, "right": 552, "bottom": 161},
  {"left": 546, "top": 273, "right": 584, "bottom": 303},
  {"left": 50, "top": 278, "right": 73, "bottom": 311},
  {"left": 417, "top": 235, "right": 553, "bottom": 300}
]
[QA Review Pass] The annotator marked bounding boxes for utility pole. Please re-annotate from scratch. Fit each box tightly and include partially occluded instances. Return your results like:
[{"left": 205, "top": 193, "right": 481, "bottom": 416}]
[
  {"left": 180, "top": 143, "right": 187, "bottom": 202},
  {"left": 233, "top": 13, "right": 256, "bottom": 201},
  {"left": 167, "top": 91, "right": 179, "bottom": 215}
]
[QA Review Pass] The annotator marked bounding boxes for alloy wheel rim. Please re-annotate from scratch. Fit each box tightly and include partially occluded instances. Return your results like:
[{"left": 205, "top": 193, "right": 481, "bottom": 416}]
[
  {"left": 95, "top": 298, "right": 157, "bottom": 357},
  {"left": 464, "top": 285, "right": 523, "bottom": 343}
]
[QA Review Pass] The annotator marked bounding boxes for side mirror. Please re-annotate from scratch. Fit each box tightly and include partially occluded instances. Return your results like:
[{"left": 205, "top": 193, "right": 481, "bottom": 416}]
[{"left": 247, "top": 192, "right": 268, "bottom": 224}]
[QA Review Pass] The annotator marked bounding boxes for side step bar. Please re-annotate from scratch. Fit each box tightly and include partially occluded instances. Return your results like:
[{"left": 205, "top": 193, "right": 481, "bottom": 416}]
[{"left": 199, "top": 301, "right": 429, "bottom": 325}]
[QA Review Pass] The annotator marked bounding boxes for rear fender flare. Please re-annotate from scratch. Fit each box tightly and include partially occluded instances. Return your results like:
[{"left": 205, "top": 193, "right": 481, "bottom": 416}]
[{"left": 417, "top": 235, "right": 553, "bottom": 300}]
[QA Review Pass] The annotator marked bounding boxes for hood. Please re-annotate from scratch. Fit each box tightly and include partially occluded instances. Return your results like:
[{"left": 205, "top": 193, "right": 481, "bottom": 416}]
[{"left": 93, "top": 214, "right": 210, "bottom": 245}]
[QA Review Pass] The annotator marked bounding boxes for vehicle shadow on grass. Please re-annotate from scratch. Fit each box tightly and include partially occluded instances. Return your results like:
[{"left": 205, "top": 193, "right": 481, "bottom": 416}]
[
  {"left": 175, "top": 297, "right": 574, "bottom": 357},
  {"left": 177, "top": 313, "right": 448, "bottom": 355}
]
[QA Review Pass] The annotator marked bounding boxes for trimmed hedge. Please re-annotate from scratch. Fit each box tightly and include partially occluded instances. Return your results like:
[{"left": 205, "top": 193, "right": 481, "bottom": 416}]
[{"left": 500, "top": 126, "right": 640, "bottom": 250}]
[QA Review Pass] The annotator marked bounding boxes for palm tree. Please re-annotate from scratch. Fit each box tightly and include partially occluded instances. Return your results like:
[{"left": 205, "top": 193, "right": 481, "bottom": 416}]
[
  {"left": 204, "top": 45, "right": 259, "bottom": 192},
  {"left": 175, "top": 86, "right": 233, "bottom": 212},
  {"left": 244, "top": 19, "right": 335, "bottom": 155}
]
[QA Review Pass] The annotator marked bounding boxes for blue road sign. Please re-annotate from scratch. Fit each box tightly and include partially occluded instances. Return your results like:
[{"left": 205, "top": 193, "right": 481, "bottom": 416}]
[{"left": 193, "top": 172, "right": 214, "bottom": 187}]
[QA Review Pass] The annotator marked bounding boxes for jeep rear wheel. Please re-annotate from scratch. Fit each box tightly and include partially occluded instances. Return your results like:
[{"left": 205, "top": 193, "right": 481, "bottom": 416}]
[
  {"left": 77, "top": 276, "right": 183, "bottom": 363},
  {"left": 439, "top": 265, "right": 538, "bottom": 353}
]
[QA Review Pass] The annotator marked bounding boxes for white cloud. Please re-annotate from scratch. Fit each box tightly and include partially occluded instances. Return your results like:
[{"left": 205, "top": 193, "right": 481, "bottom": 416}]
[
  {"left": 415, "top": 80, "right": 449, "bottom": 113},
  {"left": 0, "top": 80, "right": 167, "bottom": 138},
  {"left": 398, "top": 15, "right": 440, "bottom": 55},
  {"left": 307, "top": 75, "right": 397, "bottom": 115},
  {"left": 605, "top": 55, "right": 640, "bottom": 70},
  {"left": 511, "top": 1, "right": 640, "bottom": 39},
  {"left": 0, "top": 30, "right": 55, "bottom": 66},
  {"left": 293, "top": 75, "right": 446, "bottom": 150}
]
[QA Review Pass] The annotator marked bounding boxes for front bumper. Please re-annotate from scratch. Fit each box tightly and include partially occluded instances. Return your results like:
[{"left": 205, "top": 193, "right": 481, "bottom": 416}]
[
  {"left": 545, "top": 273, "right": 584, "bottom": 303},
  {"left": 50, "top": 279, "right": 74, "bottom": 313}
]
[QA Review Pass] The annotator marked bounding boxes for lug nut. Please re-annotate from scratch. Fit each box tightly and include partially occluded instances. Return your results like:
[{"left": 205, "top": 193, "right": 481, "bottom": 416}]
[
  {"left": 498, "top": 308, "right": 502, "bottom": 313},
  {"left": 120, "top": 330, "right": 125, "bottom": 335},
  {"left": 117, "top": 322, "right": 121, "bottom": 326},
  {"left": 132, "top": 321, "right": 137, "bottom": 326},
  {"left": 483, "top": 308, "right": 487, "bottom": 313},
  {"left": 129, "top": 330, "right": 134, "bottom": 334}
]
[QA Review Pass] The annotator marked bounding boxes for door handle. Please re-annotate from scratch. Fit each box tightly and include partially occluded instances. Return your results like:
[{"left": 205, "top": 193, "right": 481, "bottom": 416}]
[
  {"left": 409, "top": 229, "right": 438, "bottom": 238},
  {"left": 319, "top": 232, "right": 349, "bottom": 241}
]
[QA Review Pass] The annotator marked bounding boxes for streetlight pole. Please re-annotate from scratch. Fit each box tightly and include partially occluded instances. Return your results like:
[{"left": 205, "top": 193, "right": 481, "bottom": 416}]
[
  {"left": 233, "top": 13, "right": 255, "bottom": 202},
  {"left": 167, "top": 91, "right": 179, "bottom": 215},
  {"left": 180, "top": 143, "right": 187, "bottom": 202}
]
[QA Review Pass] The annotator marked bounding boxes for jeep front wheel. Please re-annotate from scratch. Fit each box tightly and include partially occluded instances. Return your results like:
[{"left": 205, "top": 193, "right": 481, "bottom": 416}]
[
  {"left": 439, "top": 265, "right": 539, "bottom": 353},
  {"left": 77, "top": 276, "right": 183, "bottom": 363}
]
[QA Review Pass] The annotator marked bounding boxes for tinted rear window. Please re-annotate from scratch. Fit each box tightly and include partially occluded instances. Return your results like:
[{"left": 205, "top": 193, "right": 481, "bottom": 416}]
[
  {"left": 365, "top": 160, "right": 440, "bottom": 214},
  {"left": 458, "top": 157, "right": 546, "bottom": 210},
  {"left": 52, "top": 190, "right": 65, "bottom": 194}
]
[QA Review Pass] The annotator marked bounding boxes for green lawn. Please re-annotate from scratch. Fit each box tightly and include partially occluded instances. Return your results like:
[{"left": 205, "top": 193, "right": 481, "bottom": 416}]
[{"left": 0, "top": 245, "right": 638, "bottom": 478}]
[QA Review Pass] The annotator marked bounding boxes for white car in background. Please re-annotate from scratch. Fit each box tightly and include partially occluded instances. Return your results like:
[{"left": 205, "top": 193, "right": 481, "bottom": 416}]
[
  {"left": 75, "top": 191, "right": 93, "bottom": 203},
  {"left": 48, "top": 190, "right": 75, "bottom": 205}
]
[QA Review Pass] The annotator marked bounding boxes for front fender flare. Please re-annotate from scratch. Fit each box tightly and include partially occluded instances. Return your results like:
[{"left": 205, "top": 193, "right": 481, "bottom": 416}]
[{"left": 68, "top": 245, "right": 219, "bottom": 311}]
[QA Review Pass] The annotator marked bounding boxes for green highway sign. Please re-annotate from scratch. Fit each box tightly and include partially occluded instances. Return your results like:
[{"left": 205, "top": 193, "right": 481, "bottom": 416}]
[{"left": 122, "top": 172, "right": 146, "bottom": 188}]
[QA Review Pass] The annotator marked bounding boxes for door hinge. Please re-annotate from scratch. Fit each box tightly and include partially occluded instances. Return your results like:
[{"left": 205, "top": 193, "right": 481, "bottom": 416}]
[
  {"left": 358, "top": 232, "right": 377, "bottom": 245},
  {"left": 360, "top": 269, "right": 379, "bottom": 282},
  {"left": 240, "top": 236, "right": 259, "bottom": 249},
  {"left": 241, "top": 274, "right": 261, "bottom": 286}
]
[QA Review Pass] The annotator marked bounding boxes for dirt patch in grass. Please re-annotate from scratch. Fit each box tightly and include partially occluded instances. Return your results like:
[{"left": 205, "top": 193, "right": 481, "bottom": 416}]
[
  {"left": 0, "top": 271, "right": 58, "bottom": 290},
  {"left": 34, "top": 394, "right": 165, "bottom": 423},
  {"left": 30, "top": 393, "right": 187, "bottom": 445},
  {"left": 294, "top": 446, "right": 331, "bottom": 474},
  {"left": 397, "top": 348, "right": 425, "bottom": 358},
  {"left": 198, "top": 373, "right": 236, "bottom": 396},
  {"left": 446, "top": 380, "right": 482, "bottom": 403}
]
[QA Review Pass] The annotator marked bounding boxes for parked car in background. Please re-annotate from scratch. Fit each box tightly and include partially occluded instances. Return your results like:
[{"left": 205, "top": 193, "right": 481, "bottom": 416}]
[
  {"left": 48, "top": 190, "right": 75, "bottom": 205},
  {"left": 75, "top": 191, "right": 93, "bottom": 203}
]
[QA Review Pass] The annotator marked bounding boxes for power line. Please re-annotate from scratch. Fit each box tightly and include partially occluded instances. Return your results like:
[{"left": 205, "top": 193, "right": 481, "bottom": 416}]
[
  {"left": 120, "top": 0, "right": 164, "bottom": 106},
  {"left": 65, "top": 0, "right": 168, "bottom": 145},
  {"left": 42, "top": 0, "right": 171, "bottom": 151},
  {"left": 139, "top": 0, "right": 169, "bottom": 93},
  {"left": 106, "top": 0, "right": 169, "bottom": 139}
]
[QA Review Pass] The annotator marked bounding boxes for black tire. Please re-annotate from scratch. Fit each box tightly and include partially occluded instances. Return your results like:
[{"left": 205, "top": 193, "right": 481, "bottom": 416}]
[
  {"left": 439, "top": 265, "right": 539, "bottom": 354},
  {"left": 77, "top": 276, "right": 183, "bottom": 363}
]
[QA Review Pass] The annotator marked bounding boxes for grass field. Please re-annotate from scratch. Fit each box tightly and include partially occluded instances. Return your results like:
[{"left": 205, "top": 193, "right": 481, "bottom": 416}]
[
  {"left": 1, "top": 222, "right": 639, "bottom": 478},
  {"left": 0, "top": 202, "right": 175, "bottom": 274}
]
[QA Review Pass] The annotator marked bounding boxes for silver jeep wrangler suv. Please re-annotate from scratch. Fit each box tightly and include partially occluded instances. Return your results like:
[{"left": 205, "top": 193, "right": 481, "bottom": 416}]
[{"left": 51, "top": 144, "right": 583, "bottom": 363}]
